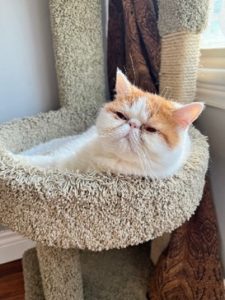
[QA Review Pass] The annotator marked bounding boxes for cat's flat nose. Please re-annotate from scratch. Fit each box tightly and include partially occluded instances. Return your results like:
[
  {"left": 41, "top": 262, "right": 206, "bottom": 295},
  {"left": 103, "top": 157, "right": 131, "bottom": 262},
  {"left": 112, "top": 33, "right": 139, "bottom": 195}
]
[{"left": 129, "top": 119, "right": 140, "bottom": 128}]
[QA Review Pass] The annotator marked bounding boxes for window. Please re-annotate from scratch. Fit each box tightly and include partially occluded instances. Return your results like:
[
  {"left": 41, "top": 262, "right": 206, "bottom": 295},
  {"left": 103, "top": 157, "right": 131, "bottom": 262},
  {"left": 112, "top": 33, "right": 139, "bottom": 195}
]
[
  {"left": 200, "top": 0, "right": 225, "bottom": 49},
  {"left": 196, "top": 0, "right": 225, "bottom": 110}
]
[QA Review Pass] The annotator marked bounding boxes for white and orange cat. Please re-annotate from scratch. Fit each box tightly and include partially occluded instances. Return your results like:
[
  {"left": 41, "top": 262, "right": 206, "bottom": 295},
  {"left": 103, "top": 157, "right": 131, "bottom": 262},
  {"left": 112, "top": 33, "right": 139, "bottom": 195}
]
[{"left": 19, "top": 70, "right": 204, "bottom": 178}]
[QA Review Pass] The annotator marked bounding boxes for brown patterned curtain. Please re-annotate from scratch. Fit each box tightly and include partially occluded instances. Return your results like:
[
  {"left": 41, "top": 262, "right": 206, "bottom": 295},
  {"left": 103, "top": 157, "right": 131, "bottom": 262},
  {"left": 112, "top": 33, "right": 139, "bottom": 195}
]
[
  {"left": 149, "top": 179, "right": 225, "bottom": 299},
  {"left": 107, "top": 0, "right": 160, "bottom": 99},
  {"left": 107, "top": 1, "right": 225, "bottom": 298}
]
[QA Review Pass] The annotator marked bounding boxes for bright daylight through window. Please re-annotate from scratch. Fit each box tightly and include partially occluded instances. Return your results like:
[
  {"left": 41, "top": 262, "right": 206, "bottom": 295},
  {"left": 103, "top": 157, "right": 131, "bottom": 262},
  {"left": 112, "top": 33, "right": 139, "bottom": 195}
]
[
  {"left": 197, "top": 0, "right": 225, "bottom": 110},
  {"left": 201, "top": 0, "right": 225, "bottom": 48}
]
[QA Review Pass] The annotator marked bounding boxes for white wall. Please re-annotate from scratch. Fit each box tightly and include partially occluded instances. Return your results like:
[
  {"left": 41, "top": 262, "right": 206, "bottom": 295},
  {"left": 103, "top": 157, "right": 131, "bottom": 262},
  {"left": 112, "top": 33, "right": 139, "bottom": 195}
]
[
  {"left": 0, "top": 0, "right": 58, "bottom": 123},
  {"left": 197, "top": 107, "right": 225, "bottom": 269}
]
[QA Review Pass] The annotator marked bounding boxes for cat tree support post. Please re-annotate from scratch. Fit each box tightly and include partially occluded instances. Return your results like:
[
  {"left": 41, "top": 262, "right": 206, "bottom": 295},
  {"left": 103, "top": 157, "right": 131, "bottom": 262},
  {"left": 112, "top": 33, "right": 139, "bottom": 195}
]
[
  {"left": 151, "top": 0, "right": 210, "bottom": 263},
  {"left": 27, "top": 0, "right": 105, "bottom": 298},
  {"left": 37, "top": 246, "right": 83, "bottom": 300},
  {"left": 159, "top": 0, "right": 210, "bottom": 103}
]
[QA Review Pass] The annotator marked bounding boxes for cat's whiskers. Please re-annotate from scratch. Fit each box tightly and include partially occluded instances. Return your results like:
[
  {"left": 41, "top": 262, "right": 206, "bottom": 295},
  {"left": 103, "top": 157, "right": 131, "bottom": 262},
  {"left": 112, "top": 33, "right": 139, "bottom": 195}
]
[
  {"left": 136, "top": 142, "right": 155, "bottom": 177},
  {"left": 154, "top": 100, "right": 163, "bottom": 117},
  {"left": 99, "top": 129, "right": 120, "bottom": 138},
  {"left": 139, "top": 149, "right": 151, "bottom": 175},
  {"left": 100, "top": 122, "right": 126, "bottom": 136},
  {"left": 161, "top": 86, "right": 170, "bottom": 98},
  {"left": 130, "top": 132, "right": 151, "bottom": 175}
]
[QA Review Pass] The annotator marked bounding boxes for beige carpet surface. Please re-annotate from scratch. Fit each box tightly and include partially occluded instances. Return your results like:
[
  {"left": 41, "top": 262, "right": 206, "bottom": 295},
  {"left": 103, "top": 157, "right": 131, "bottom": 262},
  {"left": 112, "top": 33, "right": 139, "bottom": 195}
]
[{"left": 23, "top": 243, "right": 152, "bottom": 300}]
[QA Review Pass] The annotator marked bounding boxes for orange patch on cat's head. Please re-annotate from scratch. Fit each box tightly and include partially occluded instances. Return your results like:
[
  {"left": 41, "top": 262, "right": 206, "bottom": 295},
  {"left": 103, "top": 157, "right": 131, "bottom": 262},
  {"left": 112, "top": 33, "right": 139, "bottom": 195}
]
[
  {"left": 146, "top": 95, "right": 180, "bottom": 148},
  {"left": 105, "top": 86, "right": 146, "bottom": 111}
]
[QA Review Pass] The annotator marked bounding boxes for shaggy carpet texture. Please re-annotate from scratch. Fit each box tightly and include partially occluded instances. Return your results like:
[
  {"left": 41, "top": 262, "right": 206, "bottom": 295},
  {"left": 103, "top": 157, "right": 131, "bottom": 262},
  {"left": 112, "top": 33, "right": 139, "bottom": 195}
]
[
  {"left": 23, "top": 243, "right": 152, "bottom": 300},
  {"left": 158, "top": 0, "right": 210, "bottom": 36},
  {"left": 37, "top": 245, "right": 83, "bottom": 300},
  {"left": 23, "top": 248, "right": 45, "bottom": 300},
  {"left": 48, "top": 0, "right": 106, "bottom": 110}
]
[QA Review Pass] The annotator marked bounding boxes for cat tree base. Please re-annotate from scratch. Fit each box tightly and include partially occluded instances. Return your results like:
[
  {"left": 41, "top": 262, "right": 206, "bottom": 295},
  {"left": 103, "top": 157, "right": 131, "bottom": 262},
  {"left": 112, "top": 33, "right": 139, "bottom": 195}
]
[{"left": 23, "top": 243, "right": 152, "bottom": 300}]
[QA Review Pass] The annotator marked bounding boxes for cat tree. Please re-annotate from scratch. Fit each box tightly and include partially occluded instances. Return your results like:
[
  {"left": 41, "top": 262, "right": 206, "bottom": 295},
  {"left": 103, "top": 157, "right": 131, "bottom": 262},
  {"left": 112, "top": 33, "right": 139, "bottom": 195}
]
[{"left": 0, "top": 0, "right": 209, "bottom": 299}]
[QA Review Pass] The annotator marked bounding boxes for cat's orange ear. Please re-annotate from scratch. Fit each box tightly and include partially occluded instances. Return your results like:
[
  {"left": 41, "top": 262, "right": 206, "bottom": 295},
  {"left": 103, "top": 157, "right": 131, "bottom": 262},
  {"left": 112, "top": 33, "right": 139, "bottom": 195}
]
[
  {"left": 173, "top": 102, "right": 205, "bottom": 128},
  {"left": 115, "top": 68, "right": 132, "bottom": 96}
]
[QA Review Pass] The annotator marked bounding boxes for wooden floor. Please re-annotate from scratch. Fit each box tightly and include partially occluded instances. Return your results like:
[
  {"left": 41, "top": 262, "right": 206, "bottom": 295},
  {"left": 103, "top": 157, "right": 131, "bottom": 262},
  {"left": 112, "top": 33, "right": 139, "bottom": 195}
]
[{"left": 0, "top": 260, "right": 24, "bottom": 300}]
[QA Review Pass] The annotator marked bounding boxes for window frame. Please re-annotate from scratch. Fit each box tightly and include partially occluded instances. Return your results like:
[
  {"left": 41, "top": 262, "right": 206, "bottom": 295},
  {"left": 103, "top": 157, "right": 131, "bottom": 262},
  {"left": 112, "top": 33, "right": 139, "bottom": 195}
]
[{"left": 196, "top": 48, "right": 225, "bottom": 110}]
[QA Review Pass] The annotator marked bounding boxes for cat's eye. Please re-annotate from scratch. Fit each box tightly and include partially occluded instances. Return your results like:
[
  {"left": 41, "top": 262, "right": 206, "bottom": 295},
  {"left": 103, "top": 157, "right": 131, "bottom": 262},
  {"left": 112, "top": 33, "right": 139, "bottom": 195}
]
[
  {"left": 145, "top": 126, "right": 157, "bottom": 133},
  {"left": 114, "top": 111, "right": 128, "bottom": 120}
]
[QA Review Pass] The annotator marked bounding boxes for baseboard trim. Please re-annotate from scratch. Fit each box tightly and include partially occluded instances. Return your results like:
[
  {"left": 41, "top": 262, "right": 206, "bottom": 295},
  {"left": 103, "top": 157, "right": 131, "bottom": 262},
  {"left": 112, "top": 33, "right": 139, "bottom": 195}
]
[{"left": 0, "top": 230, "right": 35, "bottom": 264}]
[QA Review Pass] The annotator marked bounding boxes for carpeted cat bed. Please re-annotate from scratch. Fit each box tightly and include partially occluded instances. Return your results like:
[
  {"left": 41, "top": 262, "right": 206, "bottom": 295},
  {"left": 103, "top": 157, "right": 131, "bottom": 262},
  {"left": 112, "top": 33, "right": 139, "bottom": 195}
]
[{"left": 0, "top": 0, "right": 209, "bottom": 299}]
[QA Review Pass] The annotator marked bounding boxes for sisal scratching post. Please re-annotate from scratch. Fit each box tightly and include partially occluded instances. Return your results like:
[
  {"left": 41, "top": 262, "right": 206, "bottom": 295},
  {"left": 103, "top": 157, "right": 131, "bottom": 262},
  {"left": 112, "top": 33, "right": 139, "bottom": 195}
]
[
  {"left": 158, "top": 0, "right": 210, "bottom": 103},
  {"left": 160, "top": 32, "right": 201, "bottom": 103},
  {"left": 151, "top": 0, "right": 211, "bottom": 264}
]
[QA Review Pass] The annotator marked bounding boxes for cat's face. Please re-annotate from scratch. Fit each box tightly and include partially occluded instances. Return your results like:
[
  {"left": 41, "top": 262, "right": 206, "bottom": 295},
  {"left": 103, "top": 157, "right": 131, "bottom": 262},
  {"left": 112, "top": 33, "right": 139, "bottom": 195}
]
[{"left": 96, "top": 70, "right": 204, "bottom": 177}]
